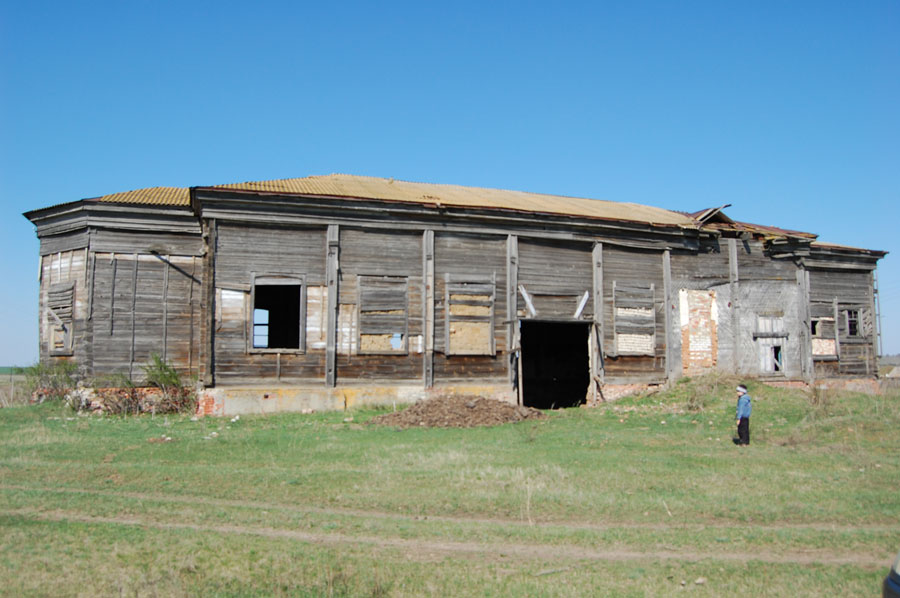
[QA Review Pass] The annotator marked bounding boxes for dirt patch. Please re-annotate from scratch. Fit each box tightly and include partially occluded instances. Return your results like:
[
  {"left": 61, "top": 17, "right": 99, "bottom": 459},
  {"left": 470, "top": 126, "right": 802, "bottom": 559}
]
[{"left": 369, "top": 395, "right": 545, "bottom": 429}]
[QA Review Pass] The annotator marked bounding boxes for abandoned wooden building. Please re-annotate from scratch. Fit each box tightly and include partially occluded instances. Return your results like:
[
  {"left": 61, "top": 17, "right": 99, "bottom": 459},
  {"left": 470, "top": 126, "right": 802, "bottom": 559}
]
[{"left": 24, "top": 174, "right": 887, "bottom": 414}]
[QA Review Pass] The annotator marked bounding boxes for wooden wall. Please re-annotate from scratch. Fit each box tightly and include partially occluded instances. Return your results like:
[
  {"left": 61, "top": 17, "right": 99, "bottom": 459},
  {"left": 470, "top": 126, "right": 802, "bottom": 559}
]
[
  {"left": 337, "top": 228, "right": 424, "bottom": 381},
  {"left": 601, "top": 245, "right": 666, "bottom": 379},
  {"left": 212, "top": 224, "right": 327, "bottom": 384},
  {"left": 89, "top": 253, "right": 202, "bottom": 382},
  {"left": 808, "top": 268, "right": 876, "bottom": 376},
  {"left": 434, "top": 232, "right": 508, "bottom": 381}
]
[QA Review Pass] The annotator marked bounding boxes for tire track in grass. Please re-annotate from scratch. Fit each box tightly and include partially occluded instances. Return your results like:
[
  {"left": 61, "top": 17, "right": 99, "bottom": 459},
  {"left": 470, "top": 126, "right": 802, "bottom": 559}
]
[
  {"left": 1, "top": 507, "right": 891, "bottom": 569},
  {"left": 1, "top": 483, "right": 897, "bottom": 534}
]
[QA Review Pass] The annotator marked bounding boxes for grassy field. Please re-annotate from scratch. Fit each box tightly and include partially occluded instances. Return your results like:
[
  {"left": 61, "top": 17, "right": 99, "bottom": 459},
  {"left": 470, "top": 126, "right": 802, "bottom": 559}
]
[{"left": 1, "top": 377, "right": 898, "bottom": 597}]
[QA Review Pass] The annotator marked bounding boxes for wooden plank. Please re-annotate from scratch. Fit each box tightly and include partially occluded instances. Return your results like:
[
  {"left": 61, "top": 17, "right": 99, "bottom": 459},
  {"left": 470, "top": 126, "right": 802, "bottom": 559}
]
[
  {"left": 129, "top": 253, "right": 138, "bottom": 380},
  {"left": 325, "top": 224, "right": 339, "bottom": 386},
  {"left": 662, "top": 249, "right": 675, "bottom": 382},
  {"left": 87, "top": 251, "right": 96, "bottom": 321},
  {"left": 518, "top": 285, "right": 537, "bottom": 317},
  {"left": 728, "top": 238, "right": 739, "bottom": 372},
  {"left": 833, "top": 297, "right": 841, "bottom": 360},
  {"left": 423, "top": 230, "right": 434, "bottom": 387},
  {"left": 162, "top": 255, "right": 169, "bottom": 361},
  {"left": 592, "top": 242, "right": 604, "bottom": 394},
  {"left": 202, "top": 220, "right": 217, "bottom": 386},
  {"left": 109, "top": 254, "right": 117, "bottom": 336},
  {"left": 189, "top": 256, "right": 196, "bottom": 376},
  {"left": 506, "top": 234, "right": 518, "bottom": 388}
]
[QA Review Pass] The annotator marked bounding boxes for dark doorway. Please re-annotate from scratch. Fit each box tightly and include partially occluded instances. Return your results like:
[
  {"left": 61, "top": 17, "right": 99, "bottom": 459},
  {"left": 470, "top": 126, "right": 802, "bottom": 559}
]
[{"left": 520, "top": 321, "right": 590, "bottom": 409}]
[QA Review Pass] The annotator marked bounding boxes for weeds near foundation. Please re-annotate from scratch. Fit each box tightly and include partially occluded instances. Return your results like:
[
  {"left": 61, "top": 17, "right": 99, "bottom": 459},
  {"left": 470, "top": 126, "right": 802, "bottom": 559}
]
[
  {"left": 143, "top": 354, "right": 196, "bottom": 415},
  {"left": 22, "top": 360, "right": 79, "bottom": 403}
]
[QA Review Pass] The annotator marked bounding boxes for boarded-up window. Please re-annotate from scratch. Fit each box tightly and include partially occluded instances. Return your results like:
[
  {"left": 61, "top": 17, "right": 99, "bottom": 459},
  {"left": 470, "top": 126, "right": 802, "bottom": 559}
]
[
  {"left": 612, "top": 282, "right": 655, "bottom": 356},
  {"left": 445, "top": 275, "right": 495, "bottom": 356},
  {"left": 811, "top": 316, "right": 836, "bottom": 357},
  {"left": 358, "top": 276, "right": 408, "bottom": 354},
  {"left": 47, "top": 282, "right": 75, "bottom": 355},
  {"left": 250, "top": 275, "right": 306, "bottom": 352}
]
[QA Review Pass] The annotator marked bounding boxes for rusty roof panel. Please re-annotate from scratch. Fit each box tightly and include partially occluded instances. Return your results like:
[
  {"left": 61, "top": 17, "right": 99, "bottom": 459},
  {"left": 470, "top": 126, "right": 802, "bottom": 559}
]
[
  {"left": 209, "top": 174, "right": 696, "bottom": 228},
  {"left": 92, "top": 186, "right": 190, "bottom": 206}
]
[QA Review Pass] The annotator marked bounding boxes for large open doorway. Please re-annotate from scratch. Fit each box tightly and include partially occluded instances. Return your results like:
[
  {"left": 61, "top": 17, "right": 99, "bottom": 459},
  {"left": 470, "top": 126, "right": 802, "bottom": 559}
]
[{"left": 520, "top": 320, "right": 590, "bottom": 409}]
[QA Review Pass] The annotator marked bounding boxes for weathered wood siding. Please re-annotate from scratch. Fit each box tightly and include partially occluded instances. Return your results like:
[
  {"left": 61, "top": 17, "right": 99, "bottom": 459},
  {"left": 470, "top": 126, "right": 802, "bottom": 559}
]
[
  {"left": 90, "top": 253, "right": 202, "bottom": 381},
  {"left": 808, "top": 268, "right": 876, "bottom": 376},
  {"left": 601, "top": 245, "right": 666, "bottom": 379},
  {"left": 337, "top": 228, "right": 423, "bottom": 381},
  {"left": 733, "top": 241, "right": 803, "bottom": 378},
  {"left": 39, "top": 230, "right": 89, "bottom": 256},
  {"left": 433, "top": 232, "right": 507, "bottom": 381},
  {"left": 39, "top": 249, "right": 89, "bottom": 367},
  {"left": 517, "top": 238, "right": 593, "bottom": 320},
  {"left": 91, "top": 230, "right": 203, "bottom": 256},
  {"left": 212, "top": 224, "right": 327, "bottom": 384}
]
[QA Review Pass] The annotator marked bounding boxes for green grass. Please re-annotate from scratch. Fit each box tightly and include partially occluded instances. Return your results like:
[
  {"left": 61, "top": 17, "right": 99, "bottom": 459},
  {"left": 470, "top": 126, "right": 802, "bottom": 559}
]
[{"left": 1, "top": 378, "right": 898, "bottom": 597}]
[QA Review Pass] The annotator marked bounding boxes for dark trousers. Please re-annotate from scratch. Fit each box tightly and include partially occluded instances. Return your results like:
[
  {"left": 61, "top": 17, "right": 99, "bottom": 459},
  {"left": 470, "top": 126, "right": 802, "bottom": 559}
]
[{"left": 737, "top": 417, "right": 750, "bottom": 445}]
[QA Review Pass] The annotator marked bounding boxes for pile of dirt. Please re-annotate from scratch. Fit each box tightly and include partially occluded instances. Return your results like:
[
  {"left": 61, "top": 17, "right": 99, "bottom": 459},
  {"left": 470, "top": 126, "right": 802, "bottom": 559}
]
[{"left": 369, "top": 395, "right": 546, "bottom": 429}]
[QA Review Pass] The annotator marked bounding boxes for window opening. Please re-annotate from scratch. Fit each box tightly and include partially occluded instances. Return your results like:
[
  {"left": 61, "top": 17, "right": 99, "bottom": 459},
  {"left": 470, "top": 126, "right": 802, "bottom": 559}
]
[
  {"left": 48, "top": 282, "right": 75, "bottom": 355},
  {"left": 772, "top": 345, "right": 783, "bottom": 372},
  {"left": 845, "top": 309, "right": 859, "bottom": 337},
  {"left": 251, "top": 277, "right": 304, "bottom": 351}
]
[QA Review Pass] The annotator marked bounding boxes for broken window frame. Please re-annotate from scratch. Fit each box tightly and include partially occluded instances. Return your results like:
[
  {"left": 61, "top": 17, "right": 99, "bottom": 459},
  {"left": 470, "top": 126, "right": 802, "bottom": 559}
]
[
  {"left": 754, "top": 314, "right": 788, "bottom": 375},
  {"left": 248, "top": 274, "right": 307, "bottom": 354},
  {"left": 844, "top": 309, "right": 860, "bottom": 337},
  {"left": 611, "top": 281, "right": 656, "bottom": 357},
  {"left": 357, "top": 275, "right": 409, "bottom": 355},
  {"left": 444, "top": 273, "right": 496, "bottom": 356},
  {"left": 47, "top": 282, "right": 75, "bottom": 356}
]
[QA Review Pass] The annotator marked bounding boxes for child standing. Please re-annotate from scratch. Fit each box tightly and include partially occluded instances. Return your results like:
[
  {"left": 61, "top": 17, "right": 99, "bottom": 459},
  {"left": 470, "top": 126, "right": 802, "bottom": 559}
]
[{"left": 733, "top": 384, "right": 751, "bottom": 445}]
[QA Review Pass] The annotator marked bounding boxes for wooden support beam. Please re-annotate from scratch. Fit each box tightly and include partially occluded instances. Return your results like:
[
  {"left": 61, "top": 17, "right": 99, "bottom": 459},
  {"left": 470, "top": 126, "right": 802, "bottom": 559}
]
[
  {"left": 728, "top": 239, "right": 739, "bottom": 373},
  {"left": 518, "top": 285, "right": 537, "bottom": 318},
  {"left": 573, "top": 290, "right": 590, "bottom": 319},
  {"left": 796, "top": 267, "right": 813, "bottom": 381},
  {"left": 202, "top": 220, "right": 217, "bottom": 386},
  {"left": 325, "top": 225, "right": 340, "bottom": 387},
  {"left": 423, "top": 230, "right": 434, "bottom": 388},
  {"left": 832, "top": 297, "right": 841, "bottom": 361},
  {"left": 87, "top": 251, "right": 96, "bottom": 321},
  {"left": 591, "top": 242, "right": 604, "bottom": 398},
  {"left": 189, "top": 256, "right": 196, "bottom": 377},
  {"left": 129, "top": 253, "right": 138, "bottom": 380},
  {"left": 506, "top": 235, "right": 519, "bottom": 390},
  {"left": 109, "top": 253, "right": 117, "bottom": 336},
  {"left": 162, "top": 254, "right": 169, "bottom": 361},
  {"left": 662, "top": 249, "right": 676, "bottom": 382}
]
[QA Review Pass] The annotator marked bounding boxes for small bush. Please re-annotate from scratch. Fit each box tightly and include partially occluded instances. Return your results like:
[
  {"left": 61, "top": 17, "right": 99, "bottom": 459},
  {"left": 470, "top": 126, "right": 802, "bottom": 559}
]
[
  {"left": 142, "top": 354, "right": 196, "bottom": 415},
  {"left": 23, "top": 360, "right": 79, "bottom": 403}
]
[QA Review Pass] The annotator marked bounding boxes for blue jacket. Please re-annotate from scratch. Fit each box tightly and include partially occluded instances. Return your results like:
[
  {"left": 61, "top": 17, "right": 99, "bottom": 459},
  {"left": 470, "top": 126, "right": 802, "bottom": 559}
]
[{"left": 736, "top": 393, "right": 752, "bottom": 420}]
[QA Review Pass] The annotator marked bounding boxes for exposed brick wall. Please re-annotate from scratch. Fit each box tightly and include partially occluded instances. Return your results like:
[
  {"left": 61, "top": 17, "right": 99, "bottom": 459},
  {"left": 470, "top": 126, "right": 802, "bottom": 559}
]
[
  {"left": 680, "top": 289, "right": 717, "bottom": 375},
  {"left": 196, "top": 391, "right": 224, "bottom": 416}
]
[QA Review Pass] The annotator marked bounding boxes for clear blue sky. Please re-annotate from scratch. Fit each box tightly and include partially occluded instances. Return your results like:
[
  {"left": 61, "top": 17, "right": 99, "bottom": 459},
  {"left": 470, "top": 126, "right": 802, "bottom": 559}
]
[{"left": 1, "top": 1, "right": 898, "bottom": 365}]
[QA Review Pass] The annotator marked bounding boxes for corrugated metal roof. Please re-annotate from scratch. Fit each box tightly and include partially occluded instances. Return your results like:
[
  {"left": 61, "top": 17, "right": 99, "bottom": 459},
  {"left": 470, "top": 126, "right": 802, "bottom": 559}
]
[
  {"left": 91, "top": 186, "right": 190, "bottom": 206},
  {"left": 207, "top": 174, "right": 696, "bottom": 228}
]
